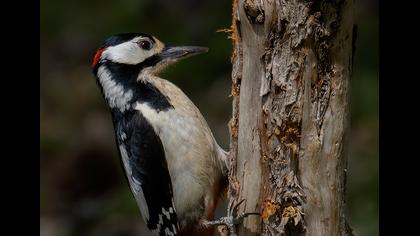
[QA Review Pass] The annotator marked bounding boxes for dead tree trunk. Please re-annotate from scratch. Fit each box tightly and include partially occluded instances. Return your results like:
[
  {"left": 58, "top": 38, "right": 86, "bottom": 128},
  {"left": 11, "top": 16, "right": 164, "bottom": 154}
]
[{"left": 227, "top": 0, "right": 354, "bottom": 235}]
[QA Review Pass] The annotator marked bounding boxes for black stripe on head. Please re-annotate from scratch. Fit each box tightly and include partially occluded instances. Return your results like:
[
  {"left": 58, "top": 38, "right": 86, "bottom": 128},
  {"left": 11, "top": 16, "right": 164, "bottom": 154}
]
[
  {"left": 101, "top": 33, "right": 156, "bottom": 48},
  {"left": 97, "top": 60, "right": 173, "bottom": 112}
]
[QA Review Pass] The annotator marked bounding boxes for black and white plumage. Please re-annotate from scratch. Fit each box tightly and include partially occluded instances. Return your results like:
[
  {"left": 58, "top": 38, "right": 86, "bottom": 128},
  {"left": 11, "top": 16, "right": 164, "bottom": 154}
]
[{"left": 92, "top": 33, "right": 229, "bottom": 236}]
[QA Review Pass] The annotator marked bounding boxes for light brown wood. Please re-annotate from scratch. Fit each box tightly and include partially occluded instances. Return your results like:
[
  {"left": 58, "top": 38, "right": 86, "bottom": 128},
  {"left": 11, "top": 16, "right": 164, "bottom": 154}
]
[{"left": 227, "top": 0, "right": 355, "bottom": 235}]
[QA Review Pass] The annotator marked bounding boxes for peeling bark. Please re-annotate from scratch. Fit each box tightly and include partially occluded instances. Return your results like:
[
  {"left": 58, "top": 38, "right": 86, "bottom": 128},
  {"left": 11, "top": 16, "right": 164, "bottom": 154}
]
[{"left": 227, "top": 0, "right": 354, "bottom": 235}]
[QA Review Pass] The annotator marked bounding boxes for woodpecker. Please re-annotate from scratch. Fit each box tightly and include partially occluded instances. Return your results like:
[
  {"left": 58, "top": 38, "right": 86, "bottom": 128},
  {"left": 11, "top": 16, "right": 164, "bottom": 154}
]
[{"left": 91, "top": 33, "right": 230, "bottom": 236}]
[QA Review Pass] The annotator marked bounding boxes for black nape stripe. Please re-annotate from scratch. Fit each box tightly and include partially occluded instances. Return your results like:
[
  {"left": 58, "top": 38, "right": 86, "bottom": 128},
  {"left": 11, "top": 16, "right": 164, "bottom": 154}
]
[
  {"left": 97, "top": 60, "right": 173, "bottom": 112},
  {"left": 93, "top": 53, "right": 162, "bottom": 76},
  {"left": 136, "top": 80, "right": 173, "bottom": 112}
]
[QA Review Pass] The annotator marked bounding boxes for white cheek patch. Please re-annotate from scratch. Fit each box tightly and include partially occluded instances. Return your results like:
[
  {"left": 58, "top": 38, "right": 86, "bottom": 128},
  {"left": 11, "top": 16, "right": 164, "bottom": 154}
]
[
  {"left": 103, "top": 41, "right": 147, "bottom": 64},
  {"left": 103, "top": 37, "right": 162, "bottom": 65}
]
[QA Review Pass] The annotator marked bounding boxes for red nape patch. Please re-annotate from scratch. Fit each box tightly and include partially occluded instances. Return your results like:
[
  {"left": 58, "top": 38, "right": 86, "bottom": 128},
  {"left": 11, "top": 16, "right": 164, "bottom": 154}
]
[{"left": 92, "top": 48, "right": 107, "bottom": 67}]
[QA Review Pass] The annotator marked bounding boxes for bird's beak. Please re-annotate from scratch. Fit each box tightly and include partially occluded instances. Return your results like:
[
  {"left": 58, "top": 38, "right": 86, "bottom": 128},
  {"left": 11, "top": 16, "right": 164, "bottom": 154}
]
[{"left": 159, "top": 46, "right": 209, "bottom": 61}]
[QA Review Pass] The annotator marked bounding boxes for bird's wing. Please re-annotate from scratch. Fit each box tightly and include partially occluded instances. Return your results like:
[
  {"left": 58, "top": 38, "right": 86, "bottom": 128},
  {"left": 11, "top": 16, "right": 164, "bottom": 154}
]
[{"left": 117, "top": 111, "right": 179, "bottom": 236}]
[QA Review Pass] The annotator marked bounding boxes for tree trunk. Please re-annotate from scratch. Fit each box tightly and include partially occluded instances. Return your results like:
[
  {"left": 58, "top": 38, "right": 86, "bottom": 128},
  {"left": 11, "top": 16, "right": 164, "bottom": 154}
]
[{"left": 227, "top": 0, "right": 355, "bottom": 235}]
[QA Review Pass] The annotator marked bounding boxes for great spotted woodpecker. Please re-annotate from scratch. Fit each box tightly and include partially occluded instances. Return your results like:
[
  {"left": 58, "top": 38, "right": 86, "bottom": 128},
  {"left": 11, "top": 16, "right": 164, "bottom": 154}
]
[{"left": 91, "top": 33, "right": 230, "bottom": 236}]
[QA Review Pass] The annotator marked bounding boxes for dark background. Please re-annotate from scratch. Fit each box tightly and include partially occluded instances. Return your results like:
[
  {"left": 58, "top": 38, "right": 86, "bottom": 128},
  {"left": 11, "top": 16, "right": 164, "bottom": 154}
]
[{"left": 40, "top": 0, "right": 378, "bottom": 235}]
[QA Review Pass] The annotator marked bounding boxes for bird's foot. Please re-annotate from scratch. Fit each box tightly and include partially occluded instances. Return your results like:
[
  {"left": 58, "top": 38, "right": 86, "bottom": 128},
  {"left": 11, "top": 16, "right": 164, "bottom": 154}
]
[{"left": 201, "top": 199, "right": 260, "bottom": 236}]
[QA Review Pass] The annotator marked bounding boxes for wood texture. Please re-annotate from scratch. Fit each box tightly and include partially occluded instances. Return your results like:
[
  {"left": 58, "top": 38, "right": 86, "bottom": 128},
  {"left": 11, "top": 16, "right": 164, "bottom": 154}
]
[{"left": 227, "top": 0, "right": 354, "bottom": 235}]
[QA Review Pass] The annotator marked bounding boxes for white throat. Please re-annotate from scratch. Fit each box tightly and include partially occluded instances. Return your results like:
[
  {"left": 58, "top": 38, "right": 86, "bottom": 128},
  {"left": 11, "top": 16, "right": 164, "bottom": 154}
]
[{"left": 97, "top": 65, "right": 134, "bottom": 112}]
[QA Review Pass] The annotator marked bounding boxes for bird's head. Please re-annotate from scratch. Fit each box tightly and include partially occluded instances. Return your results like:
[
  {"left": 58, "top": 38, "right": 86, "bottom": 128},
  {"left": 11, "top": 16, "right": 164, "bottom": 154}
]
[
  {"left": 91, "top": 33, "right": 208, "bottom": 112},
  {"left": 92, "top": 33, "right": 208, "bottom": 75}
]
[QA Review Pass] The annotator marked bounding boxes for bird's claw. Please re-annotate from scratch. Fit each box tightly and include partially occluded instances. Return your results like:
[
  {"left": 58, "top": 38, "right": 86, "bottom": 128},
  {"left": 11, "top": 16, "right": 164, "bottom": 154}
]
[{"left": 201, "top": 199, "right": 260, "bottom": 236}]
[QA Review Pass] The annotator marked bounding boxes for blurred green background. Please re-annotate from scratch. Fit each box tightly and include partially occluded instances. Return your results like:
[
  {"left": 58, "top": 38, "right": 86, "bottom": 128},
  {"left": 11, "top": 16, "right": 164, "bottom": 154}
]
[{"left": 40, "top": 0, "right": 378, "bottom": 235}]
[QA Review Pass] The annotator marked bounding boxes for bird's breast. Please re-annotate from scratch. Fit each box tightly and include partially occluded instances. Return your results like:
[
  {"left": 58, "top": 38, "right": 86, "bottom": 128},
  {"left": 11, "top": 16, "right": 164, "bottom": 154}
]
[{"left": 133, "top": 77, "right": 223, "bottom": 227}]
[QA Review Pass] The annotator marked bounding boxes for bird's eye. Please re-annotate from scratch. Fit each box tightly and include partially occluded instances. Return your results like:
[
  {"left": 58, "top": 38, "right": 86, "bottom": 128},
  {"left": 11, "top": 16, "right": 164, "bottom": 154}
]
[{"left": 138, "top": 40, "right": 152, "bottom": 50}]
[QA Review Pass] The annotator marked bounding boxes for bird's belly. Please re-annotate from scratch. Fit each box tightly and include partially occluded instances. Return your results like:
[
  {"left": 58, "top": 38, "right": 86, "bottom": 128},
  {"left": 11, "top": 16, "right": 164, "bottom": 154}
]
[
  {"left": 135, "top": 102, "right": 218, "bottom": 227},
  {"left": 156, "top": 112, "right": 214, "bottom": 222}
]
